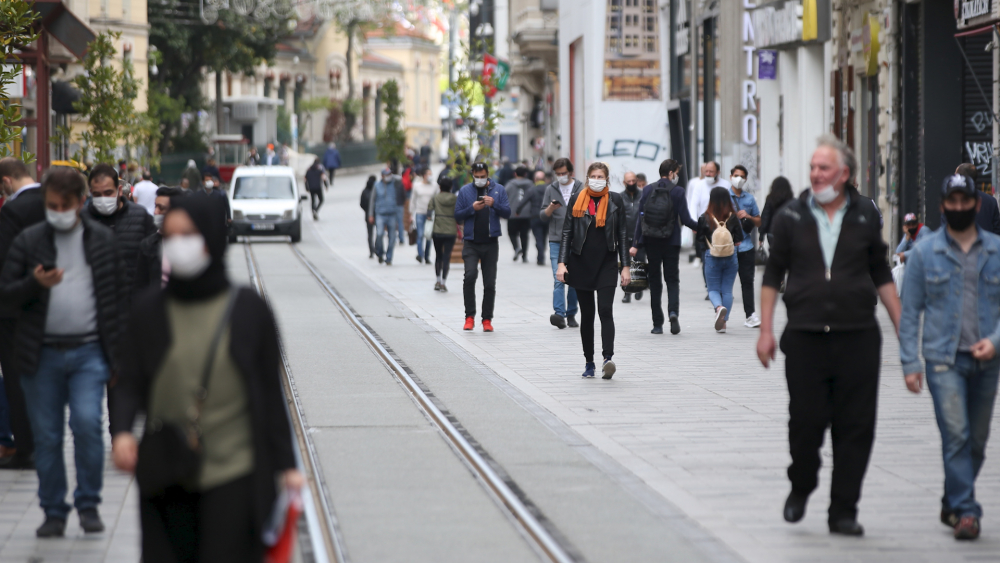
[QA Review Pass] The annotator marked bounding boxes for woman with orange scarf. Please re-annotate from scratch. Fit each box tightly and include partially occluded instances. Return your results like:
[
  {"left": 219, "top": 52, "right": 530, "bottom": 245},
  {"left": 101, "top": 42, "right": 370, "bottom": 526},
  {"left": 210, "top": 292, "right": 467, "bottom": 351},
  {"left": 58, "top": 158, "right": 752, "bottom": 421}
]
[{"left": 556, "top": 162, "right": 630, "bottom": 379}]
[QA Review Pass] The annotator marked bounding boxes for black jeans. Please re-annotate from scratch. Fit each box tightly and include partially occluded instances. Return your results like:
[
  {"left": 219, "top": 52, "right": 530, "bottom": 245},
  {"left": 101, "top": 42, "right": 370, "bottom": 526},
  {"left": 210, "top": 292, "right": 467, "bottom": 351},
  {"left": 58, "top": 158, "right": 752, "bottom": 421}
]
[
  {"left": 507, "top": 218, "right": 531, "bottom": 254},
  {"left": 140, "top": 474, "right": 260, "bottom": 563},
  {"left": 577, "top": 287, "right": 616, "bottom": 363},
  {"left": 326, "top": 167, "right": 337, "bottom": 187},
  {"left": 781, "top": 328, "right": 881, "bottom": 523},
  {"left": 365, "top": 220, "right": 376, "bottom": 256},
  {"left": 462, "top": 239, "right": 499, "bottom": 319},
  {"left": 644, "top": 238, "right": 680, "bottom": 327},
  {"left": 310, "top": 189, "right": 324, "bottom": 213},
  {"left": 433, "top": 234, "right": 456, "bottom": 280},
  {"left": 530, "top": 219, "right": 548, "bottom": 263},
  {"left": 0, "top": 317, "right": 32, "bottom": 456},
  {"left": 736, "top": 249, "right": 756, "bottom": 317}
]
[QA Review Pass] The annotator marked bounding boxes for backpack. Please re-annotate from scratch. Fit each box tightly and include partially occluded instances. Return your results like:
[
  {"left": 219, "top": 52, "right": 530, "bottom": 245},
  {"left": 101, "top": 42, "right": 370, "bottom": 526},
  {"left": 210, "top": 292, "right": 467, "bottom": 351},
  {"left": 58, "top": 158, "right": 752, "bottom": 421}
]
[
  {"left": 708, "top": 215, "right": 735, "bottom": 257},
  {"left": 641, "top": 186, "right": 675, "bottom": 238}
]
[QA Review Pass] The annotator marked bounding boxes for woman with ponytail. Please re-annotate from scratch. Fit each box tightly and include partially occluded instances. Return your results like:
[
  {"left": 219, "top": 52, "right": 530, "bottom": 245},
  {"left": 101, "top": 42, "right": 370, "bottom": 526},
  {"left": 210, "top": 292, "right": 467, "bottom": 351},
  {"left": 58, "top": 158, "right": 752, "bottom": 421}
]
[{"left": 556, "top": 162, "right": 629, "bottom": 379}]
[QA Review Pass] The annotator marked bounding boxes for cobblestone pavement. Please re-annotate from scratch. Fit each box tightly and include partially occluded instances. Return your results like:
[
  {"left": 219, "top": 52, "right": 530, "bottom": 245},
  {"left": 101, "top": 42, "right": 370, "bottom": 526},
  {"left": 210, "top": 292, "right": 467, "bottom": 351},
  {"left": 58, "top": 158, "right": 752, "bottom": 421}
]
[{"left": 315, "top": 171, "right": 1000, "bottom": 563}]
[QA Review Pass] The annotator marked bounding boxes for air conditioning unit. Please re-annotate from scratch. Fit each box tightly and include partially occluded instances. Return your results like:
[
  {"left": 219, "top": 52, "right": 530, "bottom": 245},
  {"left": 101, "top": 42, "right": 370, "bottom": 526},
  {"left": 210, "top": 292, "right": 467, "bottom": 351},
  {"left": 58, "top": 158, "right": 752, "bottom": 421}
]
[{"left": 232, "top": 102, "right": 258, "bottom": 121}]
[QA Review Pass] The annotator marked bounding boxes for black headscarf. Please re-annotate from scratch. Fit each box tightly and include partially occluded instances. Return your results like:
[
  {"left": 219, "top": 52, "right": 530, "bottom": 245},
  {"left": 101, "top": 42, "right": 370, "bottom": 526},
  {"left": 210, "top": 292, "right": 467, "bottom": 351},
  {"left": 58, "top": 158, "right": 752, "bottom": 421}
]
[{"left": 165, "top": 194, "right": 230, "bottom": 301}]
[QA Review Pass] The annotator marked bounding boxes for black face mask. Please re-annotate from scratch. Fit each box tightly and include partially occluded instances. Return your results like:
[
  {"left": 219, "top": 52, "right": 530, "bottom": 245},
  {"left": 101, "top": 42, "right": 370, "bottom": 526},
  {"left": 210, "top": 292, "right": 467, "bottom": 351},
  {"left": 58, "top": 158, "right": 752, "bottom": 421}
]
[
  {"left": 906, "top": 227, "right": 918, "bottom": 236},
  {"left": 944, "top": 207, "right": 977, "bottom": 231},
  {"left": 625, "top": 182, "right": 638, "bottom": 192}
]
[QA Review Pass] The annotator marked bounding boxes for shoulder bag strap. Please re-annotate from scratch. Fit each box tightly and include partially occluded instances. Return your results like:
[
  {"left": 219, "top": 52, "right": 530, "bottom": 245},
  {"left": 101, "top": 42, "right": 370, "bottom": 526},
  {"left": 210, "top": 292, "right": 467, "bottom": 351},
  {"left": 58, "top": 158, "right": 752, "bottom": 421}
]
[{"left": 193, "top": 290, "right": 239, "bottom": 425}]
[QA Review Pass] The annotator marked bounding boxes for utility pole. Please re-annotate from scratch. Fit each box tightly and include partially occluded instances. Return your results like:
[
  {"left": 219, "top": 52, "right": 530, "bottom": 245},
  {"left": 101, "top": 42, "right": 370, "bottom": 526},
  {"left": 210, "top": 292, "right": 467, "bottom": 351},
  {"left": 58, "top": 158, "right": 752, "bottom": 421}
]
[
  {"left": 689, "top": 0, "right": 699, "bottom": 184},
  {"left": 448, "top": 7, "right": 457, "bottom": 152}
]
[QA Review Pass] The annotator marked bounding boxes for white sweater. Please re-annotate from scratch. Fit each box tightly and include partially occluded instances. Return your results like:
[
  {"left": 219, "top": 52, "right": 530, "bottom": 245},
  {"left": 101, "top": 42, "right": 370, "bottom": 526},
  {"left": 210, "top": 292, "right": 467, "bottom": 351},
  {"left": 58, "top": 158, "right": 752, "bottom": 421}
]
[{"left": 409, "top": 180, "right": 437, "bottom": 217}]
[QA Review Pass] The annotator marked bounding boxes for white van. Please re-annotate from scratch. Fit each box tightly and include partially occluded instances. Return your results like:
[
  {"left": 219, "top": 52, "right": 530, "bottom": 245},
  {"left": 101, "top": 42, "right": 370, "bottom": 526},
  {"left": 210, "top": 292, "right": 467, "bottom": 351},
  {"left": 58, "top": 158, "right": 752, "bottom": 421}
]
[{"left": 228, "top": 166, "right": 306, "bottom": 243}]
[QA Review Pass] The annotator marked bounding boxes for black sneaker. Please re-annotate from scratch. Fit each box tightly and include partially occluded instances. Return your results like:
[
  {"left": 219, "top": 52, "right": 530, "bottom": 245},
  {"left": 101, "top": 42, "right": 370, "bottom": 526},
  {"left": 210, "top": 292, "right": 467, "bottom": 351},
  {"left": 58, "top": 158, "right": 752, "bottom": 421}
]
[
  {"left": 79, "top": 508, "right": 104, "bottom": 533},
  {"left": 622, "top": 293, "right": 631, "bottom": 303},
  {"left": 669, "top": 315, "right": 680, "bottom": 335},
  {"left": 513, "top": 250, "right": 521, "bottom": 261},
  {"left": 416, "top": 256, "right": 423, "bottom": 263},
  {"left": 378, "top": 255, "right": 384, "bottom": 264},
  {"left": 651, "top": 326, "right": 663, "bottom": 334},
  {"left": 550, "top": 314, "right": 567, "bottom": 329},
  {"left": 567, "top": 314, "right": 579, "bottom": 328},
  {"left": 941, "top": 508, "right": 959, "bottom": 528},
  {"left": 635, "top": 291, "right": 643, "bottom": 301},
  {"left": 36, "top": 517, "right": 66, "bottom": 538}
]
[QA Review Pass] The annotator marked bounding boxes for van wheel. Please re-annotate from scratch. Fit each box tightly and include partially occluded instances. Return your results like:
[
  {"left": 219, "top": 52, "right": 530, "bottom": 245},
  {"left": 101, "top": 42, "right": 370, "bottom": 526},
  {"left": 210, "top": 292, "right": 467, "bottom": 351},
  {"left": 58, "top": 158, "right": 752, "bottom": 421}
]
[{"left": 290, "top": 219, "right": 302, "bottom": 243}]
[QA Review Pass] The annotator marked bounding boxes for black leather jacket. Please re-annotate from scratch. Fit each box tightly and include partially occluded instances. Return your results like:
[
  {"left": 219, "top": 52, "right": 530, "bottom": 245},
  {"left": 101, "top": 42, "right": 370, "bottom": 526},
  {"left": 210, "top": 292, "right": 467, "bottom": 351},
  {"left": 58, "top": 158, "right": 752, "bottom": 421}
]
[{"left": 558, "top": 191, "right": 629, "bottom": 266}]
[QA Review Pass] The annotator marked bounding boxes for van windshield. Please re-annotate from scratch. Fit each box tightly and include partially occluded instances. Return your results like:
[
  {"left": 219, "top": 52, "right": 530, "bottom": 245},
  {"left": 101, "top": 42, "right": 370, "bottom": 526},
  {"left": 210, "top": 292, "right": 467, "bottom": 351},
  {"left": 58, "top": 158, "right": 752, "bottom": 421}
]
[{"left": 233, "top": 176, "right": 294, "bottom": 200}]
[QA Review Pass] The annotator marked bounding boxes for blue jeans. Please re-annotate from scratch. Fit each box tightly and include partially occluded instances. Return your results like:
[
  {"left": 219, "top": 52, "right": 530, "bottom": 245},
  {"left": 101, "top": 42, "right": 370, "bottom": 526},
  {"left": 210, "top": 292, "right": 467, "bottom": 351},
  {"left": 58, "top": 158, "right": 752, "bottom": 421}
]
[
  {"left": 20, "top": 343, "right": 110, "bottom": 519},
  {"left": 414, "top": 213, "right": 431, "bottom": 260},
  {"left": 549, "top": 241, "right": 578, "bottom": 318},
  {"left": 375, "top": 213, "right": 398, "bottom": 262},
  {"left": 396, "top": 206, "right": 405, "bottom": 243},
  {"left": 704, "top": 252, "right": 739, "bottom": 321},
  {"left": 926, "top": 352, "right": 1000, "bottom": 518},
  {"left": 0, "top": 374, "right": 14, "bottom": 448}
]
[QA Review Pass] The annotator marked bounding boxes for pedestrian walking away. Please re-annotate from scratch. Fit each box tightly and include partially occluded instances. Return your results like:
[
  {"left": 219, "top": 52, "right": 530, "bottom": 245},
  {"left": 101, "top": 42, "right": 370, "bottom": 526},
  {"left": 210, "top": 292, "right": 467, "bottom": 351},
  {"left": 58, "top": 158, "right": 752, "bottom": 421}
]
[
  {"left": 518, "top": 170, "right": 550, "bottom": 265},
  {"left": 131, "top": 170, "right": 158, "bottom": 215},
  {"left": 757, "top": 135, "right": 901, "bottom": 537},
  {"left": 505, "top": 165, "right": 534, "bottom": 262},
  {"left": 110, "top": 195, "right": 302, "bottom": 562},
  {"left": 409, "top": 167, "right": 437, "bottom": 264},
  {"left": 0, "top": 167, "right": 127, "bottom": 538},
  {"left": 368, "top": 169, "right": 400, "bottom": 265},
  {"left": 620, "top": 171, "right": 644, "bottom": 304},
  {"left": 540, "top": 158, "right": 583, "bottom": 329},
  {"left": 324, "top": 142, "right": 342, "bottom": 188},
  {"left": 556, "top": 162, "right": 630, "bottom": 379},
  {"left": 759, "top": 176, "right": 794, "bottom": 250},
  {"left": 136, "top": 186, "right": 184, "bottom": 291},
  {"left": 360, "top": 175, "right": 377, "bottom": 258},
  {"left": 454, "top": 162, "right": 511, "bottom": 332},
  {"left": 729, "top": 165, "right": 762, "bottom": 328},
  {"left": 698, "top": 187, "right": 745, "bottom": 333},
  {"left": 899, "top": 174, "right": 1000, "bottom": 541},
  {"left": 305, "top": 157, "right": 327, "bottom": 220},
  {"left": 630, "top": 159, "right": 699, "bottom": 335},
  {"left": 428, "top": 177, "right": 458, "bottom": 292}
]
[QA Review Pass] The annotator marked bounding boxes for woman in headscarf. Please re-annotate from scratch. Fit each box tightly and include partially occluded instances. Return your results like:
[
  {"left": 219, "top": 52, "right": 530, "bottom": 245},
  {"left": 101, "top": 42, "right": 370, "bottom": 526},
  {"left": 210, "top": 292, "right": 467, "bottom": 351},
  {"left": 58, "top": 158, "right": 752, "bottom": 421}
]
[
  {"left": 556, "top": 162, "right": 630, "bottom": 380},
  {"left": 110, "top": 195, "right": 301, "bottom": 562}
]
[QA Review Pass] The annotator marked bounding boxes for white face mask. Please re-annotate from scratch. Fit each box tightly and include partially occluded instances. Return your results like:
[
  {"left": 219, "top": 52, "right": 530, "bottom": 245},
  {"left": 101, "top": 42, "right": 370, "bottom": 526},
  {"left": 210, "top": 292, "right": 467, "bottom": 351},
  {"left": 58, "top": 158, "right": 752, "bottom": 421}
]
[
  {"left": 474, "top": 178, "right": 489, "bottom": 188},
  {"left": 813, "top": 184, "right": 839, "bottom": 205},
  {"left": 589, "top": 179, "right": 607, "bottom": 189},
  {"left": 731, "top": 176, "right": 745, "bottom": 189},
  {"left": 153, "top": 213, "right": 165, "bottom": 230},
  {"left": 557, "top": 174, "right": 571, "bottom": 185},
  {"left": 204, "top": 180, "right": 214, "bottom": 189},
  {"left": 46, "top": 208, "right": 79, "bottom": 231},
  {"left": 163, "top": 234, "right": 211, "bottom": 280},
  {"left": 92, "top": 196, "right": 119, "bottom": 216}
]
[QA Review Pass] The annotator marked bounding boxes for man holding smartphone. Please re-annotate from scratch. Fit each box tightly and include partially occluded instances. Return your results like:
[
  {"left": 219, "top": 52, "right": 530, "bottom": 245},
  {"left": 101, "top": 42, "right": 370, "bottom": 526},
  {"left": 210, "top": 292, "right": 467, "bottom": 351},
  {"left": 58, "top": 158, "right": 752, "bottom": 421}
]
[{"left": 540, "top": 158, "right": 583, "bottom": 329}]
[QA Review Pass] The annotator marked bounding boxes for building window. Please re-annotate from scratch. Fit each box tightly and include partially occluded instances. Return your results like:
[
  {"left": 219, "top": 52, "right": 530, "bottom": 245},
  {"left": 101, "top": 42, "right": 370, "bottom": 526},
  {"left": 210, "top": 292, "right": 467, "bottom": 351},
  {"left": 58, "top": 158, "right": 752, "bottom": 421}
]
[
  {"left": 645, "top": 37, "right": 656, "bottom": 52},
  {"left": 644, "top": 0, "right": 654, "bottom": 12},
  {"left": 646, "top": 17, "right": 655, "bottom": 32}
]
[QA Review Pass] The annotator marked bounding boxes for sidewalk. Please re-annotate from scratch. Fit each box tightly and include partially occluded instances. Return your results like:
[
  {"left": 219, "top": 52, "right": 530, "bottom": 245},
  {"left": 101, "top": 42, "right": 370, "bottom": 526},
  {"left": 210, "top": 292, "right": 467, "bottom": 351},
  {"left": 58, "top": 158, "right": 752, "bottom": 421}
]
[{"left": 315, "top": 172, "right": 1000, "bottom": 563}]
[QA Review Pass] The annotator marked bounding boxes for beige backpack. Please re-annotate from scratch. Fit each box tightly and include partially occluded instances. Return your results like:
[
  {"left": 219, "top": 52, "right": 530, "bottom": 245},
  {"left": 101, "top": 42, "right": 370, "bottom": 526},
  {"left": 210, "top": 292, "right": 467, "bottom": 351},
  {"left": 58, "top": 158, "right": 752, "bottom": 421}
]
[{"left": 708, "top": 214, "right": 735, "bottom": 258}]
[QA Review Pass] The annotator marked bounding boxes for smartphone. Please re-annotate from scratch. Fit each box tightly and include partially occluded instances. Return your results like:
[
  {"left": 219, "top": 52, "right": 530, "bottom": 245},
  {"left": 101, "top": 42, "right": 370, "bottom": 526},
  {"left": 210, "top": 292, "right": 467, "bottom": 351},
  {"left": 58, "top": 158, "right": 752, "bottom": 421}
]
[
  {"left": 41, "top": 264, "right": 55, "bottom": 272},
  {"left": 550, "top": 199, "right": 560, "bottom": 206},
  {"left": 477, "top": 196, "right": 485, "bottom": 202}
]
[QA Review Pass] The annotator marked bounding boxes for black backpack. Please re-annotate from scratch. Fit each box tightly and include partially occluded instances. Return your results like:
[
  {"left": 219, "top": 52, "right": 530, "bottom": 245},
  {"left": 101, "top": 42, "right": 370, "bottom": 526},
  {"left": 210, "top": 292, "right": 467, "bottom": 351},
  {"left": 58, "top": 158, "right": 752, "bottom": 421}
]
[{"left": 641, "top": 186, "right": 675, "bottom": 239}]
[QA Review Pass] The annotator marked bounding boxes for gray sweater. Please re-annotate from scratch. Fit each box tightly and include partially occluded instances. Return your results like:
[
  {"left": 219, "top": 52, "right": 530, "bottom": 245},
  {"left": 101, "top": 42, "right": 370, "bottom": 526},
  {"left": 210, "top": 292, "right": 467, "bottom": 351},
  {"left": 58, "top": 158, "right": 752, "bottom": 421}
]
[
  {"left": 45, "top": 221, "right": 98, "bottom": 338},
  {"left": 538, "top": 179, "right": 583, "bottom": 242}
]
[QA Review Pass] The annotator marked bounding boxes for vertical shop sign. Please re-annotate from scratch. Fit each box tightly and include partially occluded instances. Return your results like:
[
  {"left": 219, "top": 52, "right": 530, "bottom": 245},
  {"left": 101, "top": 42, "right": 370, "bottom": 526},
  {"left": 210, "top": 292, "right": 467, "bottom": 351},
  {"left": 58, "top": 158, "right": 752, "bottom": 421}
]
[{"left": 742, "top": 0, "right": 758, "bottom": 145}]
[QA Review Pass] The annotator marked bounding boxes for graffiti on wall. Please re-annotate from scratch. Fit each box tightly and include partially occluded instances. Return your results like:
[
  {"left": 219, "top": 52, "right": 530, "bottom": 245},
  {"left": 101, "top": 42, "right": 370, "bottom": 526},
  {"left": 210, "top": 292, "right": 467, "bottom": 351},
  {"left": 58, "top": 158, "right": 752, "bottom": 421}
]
[
  {"left": 965, "top": 141, "right": 994, "bottom": 178},
  {"left": 594, "top": 139, "right": 664, "bottom": 161}
]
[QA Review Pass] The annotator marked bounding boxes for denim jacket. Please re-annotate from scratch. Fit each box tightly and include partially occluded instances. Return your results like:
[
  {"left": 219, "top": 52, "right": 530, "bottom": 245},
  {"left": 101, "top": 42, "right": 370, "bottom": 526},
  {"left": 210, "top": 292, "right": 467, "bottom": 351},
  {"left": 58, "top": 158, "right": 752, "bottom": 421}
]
[
  {"left": 899, "top": 227, "right": 1000, "bottom": 374},
  {"left": 454, "top": 180, "right": 512, "bottom": 240}
]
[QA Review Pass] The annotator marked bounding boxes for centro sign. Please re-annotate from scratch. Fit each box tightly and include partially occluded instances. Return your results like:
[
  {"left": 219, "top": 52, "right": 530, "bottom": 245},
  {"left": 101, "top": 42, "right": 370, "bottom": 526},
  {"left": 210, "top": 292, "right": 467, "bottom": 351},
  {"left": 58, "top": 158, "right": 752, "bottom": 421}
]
[
  {"left": 743, "top": 0, "right": 758, "bottom": 146},
  {"left": 962, "top": 0, "right": 991, "bottom": 21}
]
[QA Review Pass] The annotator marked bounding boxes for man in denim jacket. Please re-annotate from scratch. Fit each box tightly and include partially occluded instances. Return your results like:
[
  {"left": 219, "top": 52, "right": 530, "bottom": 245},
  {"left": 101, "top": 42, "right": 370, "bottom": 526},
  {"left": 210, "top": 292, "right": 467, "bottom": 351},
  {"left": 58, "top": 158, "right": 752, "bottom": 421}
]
[{"left": 900, "top": 174, "right": 1000, "bottom": 541}]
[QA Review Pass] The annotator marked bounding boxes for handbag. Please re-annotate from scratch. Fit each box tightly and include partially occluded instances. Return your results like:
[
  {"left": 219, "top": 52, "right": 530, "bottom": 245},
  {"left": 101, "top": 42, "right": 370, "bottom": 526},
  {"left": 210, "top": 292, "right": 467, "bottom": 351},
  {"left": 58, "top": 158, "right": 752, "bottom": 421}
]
[
  {"left": 423, "top": 210, "right": 435, "bottom": 241},
  {"left": 623, "top": 259, "right": 648, "bottom": 293},
  {"left": 135, "top": 291, "right": 238, "bottom": 497}
]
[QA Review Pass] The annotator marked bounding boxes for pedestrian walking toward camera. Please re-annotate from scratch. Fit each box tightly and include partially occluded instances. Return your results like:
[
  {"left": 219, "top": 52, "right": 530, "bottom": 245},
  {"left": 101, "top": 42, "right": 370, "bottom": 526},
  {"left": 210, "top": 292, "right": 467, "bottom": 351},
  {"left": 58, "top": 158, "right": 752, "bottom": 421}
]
[
  {"left": 86, "top": 164, "right": 156, "bottom": 295},
  {"left": 620, "top": 171, "right": 644, "bottom": 304},
  {"left": 506, "top": 166, "right": 534, "bottom": 263},
  {"left": 758, "top": 136, "right": 900, "bottom": 537},
  {"left": 899, "top": 174, "right": 1000, "bottom": 541},
  {"left": 630, "top": 159, "right": 699, "bottom": 335},
  {"left": 557, "top": 162, "right": 629, "bottom": 379},
  {"left": 729, "top": 165, "right": 762, "bottom": 328},
  {"left": 895, "top": 213, "right": 930, "bottom": 263},
  {"left": 409, "top": 167, "right": 436, "bottom": 264},
  {"left": 360, "top": 175, "right": 377, "bottom": 258},
  {"left": 454, "top": 162, "right": 511, "bottom": 332},
  {"left": 698, "top": 187, "right": 744, "bottom": 333},
  {"left": 368, "top": 169, "right": 399, "bottom": 265},
  {"left": 305, "top": 158, "right": 327, "bottom": 221},
  {"left": 136, "top": 187, "right": 184, "bottom": 291},
  {"left": 955, "top": 163, "right": 1000, "bottom": 235},
  {"left": 0, "top": 167, "right": 126, "bottom": 537},
  {"left": 540, "top": 158, "right": 583, "bottom": 329},
  {"left": 429, "top": 177, "right": 458, "bottom": 292},
  {"left": 111, "top": 196, "right": 302, "bottom": 562}
]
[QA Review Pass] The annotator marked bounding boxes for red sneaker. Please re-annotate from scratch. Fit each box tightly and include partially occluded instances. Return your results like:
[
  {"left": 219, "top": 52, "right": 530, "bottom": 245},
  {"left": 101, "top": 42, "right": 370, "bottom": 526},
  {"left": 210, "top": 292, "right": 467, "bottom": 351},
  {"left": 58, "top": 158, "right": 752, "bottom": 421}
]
[
  {"left": 463, "top": 317, "right": 475, "bottom": 331},
  {"left": 482, "top": 319, "right": 494, "bottom": 332},
  {"left": 955, "top": 516, "right": 981, "bottom": 540}
]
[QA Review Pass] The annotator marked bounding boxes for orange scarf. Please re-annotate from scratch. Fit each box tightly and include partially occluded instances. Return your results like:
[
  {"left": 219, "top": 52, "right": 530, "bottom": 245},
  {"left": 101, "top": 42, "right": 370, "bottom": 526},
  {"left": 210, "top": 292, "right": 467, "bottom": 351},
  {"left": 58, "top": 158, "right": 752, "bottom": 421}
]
[{"left": 572, "top": 185, "right": 610, "bottom": 226}]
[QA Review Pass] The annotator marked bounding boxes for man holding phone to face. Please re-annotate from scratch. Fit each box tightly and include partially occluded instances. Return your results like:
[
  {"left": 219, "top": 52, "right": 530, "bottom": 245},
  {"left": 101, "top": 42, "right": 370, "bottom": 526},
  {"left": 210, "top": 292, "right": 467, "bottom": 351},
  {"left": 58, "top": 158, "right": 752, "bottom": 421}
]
[{"left": 539, "top": 158, "right": 583, "bottom": 329}]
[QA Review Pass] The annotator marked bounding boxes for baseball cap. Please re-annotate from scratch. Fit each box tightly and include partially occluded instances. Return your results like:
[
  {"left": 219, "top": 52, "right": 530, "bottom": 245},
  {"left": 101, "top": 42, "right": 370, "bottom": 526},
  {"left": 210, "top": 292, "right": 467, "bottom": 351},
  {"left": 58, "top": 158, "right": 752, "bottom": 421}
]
[
  {"left": 903, "top": 213, "right": 918, "bottom": 223},
  {"left": 942, "top": 174, "right": 976, "bottom": 198}
]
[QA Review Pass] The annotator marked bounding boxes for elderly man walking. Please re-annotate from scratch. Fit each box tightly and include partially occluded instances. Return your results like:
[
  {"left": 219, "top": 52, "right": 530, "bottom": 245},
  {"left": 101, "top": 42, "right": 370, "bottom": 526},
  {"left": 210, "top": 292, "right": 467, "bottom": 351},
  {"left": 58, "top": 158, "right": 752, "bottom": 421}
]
[{"left": 757, "top": 136, "right": 901, "bottom": 537}]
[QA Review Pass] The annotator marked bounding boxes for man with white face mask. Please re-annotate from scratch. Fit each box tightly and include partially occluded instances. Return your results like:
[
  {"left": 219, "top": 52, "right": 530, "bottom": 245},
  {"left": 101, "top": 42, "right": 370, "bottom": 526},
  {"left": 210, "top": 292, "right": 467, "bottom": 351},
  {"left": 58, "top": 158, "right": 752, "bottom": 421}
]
[
  {"left": 85, "top": 164, "right": 156, "bottom": 297},
  {"left": 728, "top": 165, "right": 761, "bottom": 328},
  {"left": 757, "top": 135, "right": 901, "bottom": 537},
  {"left": 136, "top": 186, "right": 184, "bottom": 290},
  {"left": 197, "top": 173, "right": 231, "bottom": 230},
  {"left": 540, "top": 158, "right": 583, "bottom": 328},
  {"left": 0, "top": 167, "right": 125, "bottom": 537}
]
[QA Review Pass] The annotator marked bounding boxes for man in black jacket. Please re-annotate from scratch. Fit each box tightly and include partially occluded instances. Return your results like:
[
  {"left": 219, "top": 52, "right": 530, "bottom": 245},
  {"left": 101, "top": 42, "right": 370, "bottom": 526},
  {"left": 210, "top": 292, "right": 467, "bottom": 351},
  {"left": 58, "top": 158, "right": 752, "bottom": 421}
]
[
  {"left": 0, "top": 157, "right": 43, "bottom": 469},
  {"left": 757, "top": 136, "right": 901, "bottom": 537},
  {"left": 620, "top": 171, "right": 644, "bottom": 303},
  {"left": 136, "top": 187, "right": 183, "bottom": 291},
  {"left": 955, "top": 163, "right": 1000, "bottom": 235},
  {"left": 629, "top": 159, "right": 698, "bottom": 335},
  {"left": 85, "top": 164, "right": 156, "bottom": 295},
  {"left": 0, "top": 167, "right": 126, "bottom": 537}
]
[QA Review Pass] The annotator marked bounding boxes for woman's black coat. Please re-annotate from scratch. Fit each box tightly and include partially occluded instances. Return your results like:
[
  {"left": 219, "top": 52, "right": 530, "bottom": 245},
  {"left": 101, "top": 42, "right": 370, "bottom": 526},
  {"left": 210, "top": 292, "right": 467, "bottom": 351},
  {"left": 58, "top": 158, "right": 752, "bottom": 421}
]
[{"left": 558, "top": 191, "right": 629, "bottom": 266}]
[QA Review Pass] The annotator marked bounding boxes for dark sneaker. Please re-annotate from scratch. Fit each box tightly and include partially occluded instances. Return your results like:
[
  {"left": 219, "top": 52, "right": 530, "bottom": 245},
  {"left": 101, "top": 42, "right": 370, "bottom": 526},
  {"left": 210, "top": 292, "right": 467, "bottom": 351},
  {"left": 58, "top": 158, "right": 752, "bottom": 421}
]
[
  {"left": 635, "top": 291, "right": 643, "bottom": 301},
  {"left": 567, "top": 314, "right": 579, "bottom": 328},
  {"left": 955, "top": 516, "right": 981, "bottom": 540},
  {"left": 622, "top": 293, "right": 631, "bottom": 303},
  {"left": 602, "top": 357, "right": 616, "bottom": 379},
  {"left": 783, "top": 492, "right": 807, "bottom": 523},
  {"left": 651, "top": 326, "right": 663, "bottom": 334},
  {"left": 829, "top": 518, "right": 864, "bottom": 536},
  {"left": 79, "top": 509, "right": 104, "bottom": 533},
  {"left": 550, "top": 314, "right": 567, "bottom": 329},
  {"left": 434, "top": 282, "right": 442, "bottom": 291},
  {"left": 416, "top": 256, "right": 423, "bottom": 263},
  {"left": 36, "top": 517, "right": 66, "bottom": 538},
  {"left": 378, "top": 255, "right": 384, "bottom": 264},
  {"left": 385, "top": 261, "right": 392, "bottom": 266},
  {"left": 582, "top": 362, "right": 596, "bottom": 378},
  {"left": 669, "top": 315, "right": 680, "bottom": 335},
  {"left": 941, "top": 508, "right": 959, "bottom": 528}
]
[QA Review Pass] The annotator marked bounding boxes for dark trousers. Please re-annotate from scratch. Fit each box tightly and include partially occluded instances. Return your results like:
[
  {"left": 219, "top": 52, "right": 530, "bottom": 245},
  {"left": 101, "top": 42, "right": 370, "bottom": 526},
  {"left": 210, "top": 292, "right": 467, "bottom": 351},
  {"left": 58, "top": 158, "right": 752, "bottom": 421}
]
[
  {"left": 644, "top": 238, "right": 680, "bottom": 327},
  {"left": 781, "top": 328, "right": 881, "bottom": 522},
  {"left": 736, "top": 249, "right": 756, "bottom": 317},
  {"left": 326, "top": 167, "right": 337, "bottom": 187},
  {"left": 433, "top": 235, "right": 456, "bottom": 280},
  {"left": 507, "top": 218, "right": 531, "bottom": 254},
  {"left": 530, "top": 219, "right": 548, "bottom": 263},
  {"left": 309, "top": 189, "right": 324, "bottom": 213},
  {"left": 365, "top": 220, "right": 376, "bottom": 257},
  {"left": 462, "top": 239, "right": 499, "bottom": 319},
  {"left": 140, "top": 474, "right": 261, "bottom": 563},
  {"left": 577, "top": 287, "right": 616, "bottom": 363},
  {"left": 0, "top": 318, "right": 32, "bottom": 456}
]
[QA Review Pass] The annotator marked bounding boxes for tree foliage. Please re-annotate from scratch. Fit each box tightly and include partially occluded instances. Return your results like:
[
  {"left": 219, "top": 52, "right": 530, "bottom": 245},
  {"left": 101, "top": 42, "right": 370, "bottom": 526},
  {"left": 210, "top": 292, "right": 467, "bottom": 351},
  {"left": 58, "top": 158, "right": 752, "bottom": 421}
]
[
  {"left": 331, "top": 0, "right": 393, "bottom": 102},
  {"left": 375, "top": 80, "right": 406, "bottom": 165},
  {"left": 447, "top": 43, "right": 503, "bottom": 182},
  {"left": 0, "top": 3, "right": 39, "bottom": 162}
]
